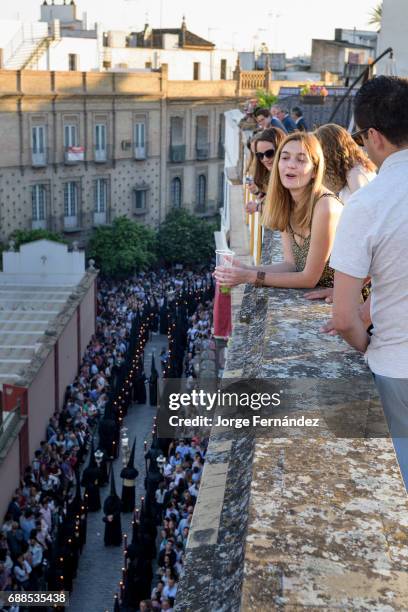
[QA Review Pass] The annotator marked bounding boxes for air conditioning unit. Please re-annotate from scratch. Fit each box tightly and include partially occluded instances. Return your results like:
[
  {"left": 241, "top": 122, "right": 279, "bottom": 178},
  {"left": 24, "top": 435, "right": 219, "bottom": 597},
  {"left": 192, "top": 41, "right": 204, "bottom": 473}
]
[{"left": 121, "top": 140, "right": 131, "bottom": 151}]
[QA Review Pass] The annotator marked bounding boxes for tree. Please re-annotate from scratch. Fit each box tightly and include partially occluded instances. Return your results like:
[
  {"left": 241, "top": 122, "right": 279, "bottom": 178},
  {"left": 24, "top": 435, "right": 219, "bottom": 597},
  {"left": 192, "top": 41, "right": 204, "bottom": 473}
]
[
  {"left": 368, "top": 2, "right": 382, "bottom": 29},
  {"left": 88, "top": 216, "right": 156, "bottom": 277},
  {"left": 157, "top": 209, "right": 216, "bottom": 266},
  {"left": 9, "top": 228, "right": 67, "bottom": 249}
]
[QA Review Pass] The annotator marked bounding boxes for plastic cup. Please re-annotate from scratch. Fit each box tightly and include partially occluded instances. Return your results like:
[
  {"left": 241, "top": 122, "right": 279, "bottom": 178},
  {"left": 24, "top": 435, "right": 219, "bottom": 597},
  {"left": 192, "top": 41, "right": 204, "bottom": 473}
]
[{"left": 215, "top": 249, "right": 235, "bottom": 294}]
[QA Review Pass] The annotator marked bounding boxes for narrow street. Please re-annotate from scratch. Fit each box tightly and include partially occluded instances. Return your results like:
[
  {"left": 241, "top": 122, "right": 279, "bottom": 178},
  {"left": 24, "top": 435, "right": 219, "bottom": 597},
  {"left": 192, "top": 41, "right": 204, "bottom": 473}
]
[{"left": 69, "top": 334, "right": 166, "bottom": 612}]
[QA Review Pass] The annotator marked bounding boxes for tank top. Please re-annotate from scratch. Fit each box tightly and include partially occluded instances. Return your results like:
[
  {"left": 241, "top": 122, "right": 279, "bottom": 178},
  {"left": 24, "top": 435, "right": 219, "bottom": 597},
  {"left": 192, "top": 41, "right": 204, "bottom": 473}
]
[{"left": 288, "top": 193, "right": 341, "bottom": 288}]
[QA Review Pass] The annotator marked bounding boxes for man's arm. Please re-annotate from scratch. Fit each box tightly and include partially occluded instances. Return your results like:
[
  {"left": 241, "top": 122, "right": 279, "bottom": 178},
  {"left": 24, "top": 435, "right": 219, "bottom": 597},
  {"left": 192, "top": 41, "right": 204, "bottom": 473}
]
[{"left": 331, "top": 271, "right": 369, "bottom": 352}]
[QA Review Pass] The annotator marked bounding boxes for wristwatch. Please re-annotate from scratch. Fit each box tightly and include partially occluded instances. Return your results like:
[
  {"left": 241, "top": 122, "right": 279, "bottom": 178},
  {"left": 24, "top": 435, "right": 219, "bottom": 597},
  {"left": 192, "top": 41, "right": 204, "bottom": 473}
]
[{"left": 254, "top": 271, "right": 266, "bottom": 288}]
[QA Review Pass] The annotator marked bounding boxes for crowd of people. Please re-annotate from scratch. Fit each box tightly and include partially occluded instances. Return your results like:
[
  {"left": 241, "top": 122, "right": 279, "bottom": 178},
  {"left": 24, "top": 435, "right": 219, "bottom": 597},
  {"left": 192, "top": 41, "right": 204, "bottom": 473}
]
[
  {"left": 0, "top": 266, "right": 215, "bottom": 611},
  {"left": 215, "top": 75, "right": 408, "bottom": 490},
  {"left": 114, "top": 288, "right": 215, "bottom": 612}
]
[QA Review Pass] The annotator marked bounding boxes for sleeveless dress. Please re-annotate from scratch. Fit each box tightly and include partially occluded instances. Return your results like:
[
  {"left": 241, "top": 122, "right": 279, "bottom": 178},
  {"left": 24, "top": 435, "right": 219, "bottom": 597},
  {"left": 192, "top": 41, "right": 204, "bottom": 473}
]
[{"left": 288, "top": 193, "right": 340, "bottom": 288}]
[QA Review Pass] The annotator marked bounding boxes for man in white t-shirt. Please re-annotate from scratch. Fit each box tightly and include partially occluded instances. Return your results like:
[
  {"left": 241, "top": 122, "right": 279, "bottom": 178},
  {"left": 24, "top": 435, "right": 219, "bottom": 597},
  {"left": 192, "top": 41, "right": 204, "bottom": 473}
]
[{"left": 330, "top": 76, "right": 408, "bottom": 488}]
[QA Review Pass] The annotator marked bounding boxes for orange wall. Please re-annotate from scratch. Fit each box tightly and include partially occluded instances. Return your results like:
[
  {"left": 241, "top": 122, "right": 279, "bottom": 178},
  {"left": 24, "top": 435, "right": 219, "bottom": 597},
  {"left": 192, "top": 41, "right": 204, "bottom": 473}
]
[
  {"left": 57, "top": 313, "right": 78, "bottom": 410},
  {"left": 80, "top": 281, "right": 96, "bottom": 361},
  {"left": 0, "top": 437, "right": 21, "bottom": 520}
]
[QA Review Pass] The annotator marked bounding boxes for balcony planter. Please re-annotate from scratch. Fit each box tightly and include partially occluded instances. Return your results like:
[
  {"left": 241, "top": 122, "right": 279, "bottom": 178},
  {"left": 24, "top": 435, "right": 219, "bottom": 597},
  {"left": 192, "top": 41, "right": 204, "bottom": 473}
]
[{"left": 301, "top": 95, "right": 326, "bottom": 105}]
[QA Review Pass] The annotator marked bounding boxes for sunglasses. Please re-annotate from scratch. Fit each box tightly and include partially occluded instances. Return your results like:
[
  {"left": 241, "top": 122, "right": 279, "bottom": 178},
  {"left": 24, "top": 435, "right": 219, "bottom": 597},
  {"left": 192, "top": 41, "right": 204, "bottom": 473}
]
[
  {"left": 255, "top": 148, "right": 275, "bottom": 161},
  {"left": 351, "top": 126, "right": 379, "bottom": 146}
]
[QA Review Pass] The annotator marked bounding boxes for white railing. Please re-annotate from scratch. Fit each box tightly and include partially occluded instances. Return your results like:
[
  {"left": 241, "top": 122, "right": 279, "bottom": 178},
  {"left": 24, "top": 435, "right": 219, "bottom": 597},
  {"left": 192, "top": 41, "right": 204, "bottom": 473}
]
[
  {"left": 64, "top": 215, "right": 78, "bottom": 229},
  {"left": 3, "top": 22, "right": 48, "bottom": 66}
]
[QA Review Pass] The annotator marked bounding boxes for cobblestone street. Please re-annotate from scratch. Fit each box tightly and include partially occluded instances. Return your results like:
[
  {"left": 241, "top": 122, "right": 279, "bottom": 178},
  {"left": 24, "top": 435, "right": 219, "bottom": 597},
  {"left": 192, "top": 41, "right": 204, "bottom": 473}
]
[{"left": 69, "top": 334, "right": 166, "bottom": 612}]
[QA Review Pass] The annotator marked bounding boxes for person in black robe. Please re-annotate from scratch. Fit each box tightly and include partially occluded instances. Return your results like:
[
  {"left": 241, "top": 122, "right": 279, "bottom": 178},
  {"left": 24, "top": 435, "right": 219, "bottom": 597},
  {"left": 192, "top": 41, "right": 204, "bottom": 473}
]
[
  {"left": 120, "top": 438, "right": 138, "bottom": 512},
  {"left": 99, "top": 403, "right": 119, "bottom": 459},
  {"left": 159, "top": 297, "right": 168, "bottom": 335},
  {"left": 133, "top": 362, "right": 147, "bottom": 405},
  {"left": 103, "top": 467, "right": 122, "bottom": 547},
  {"left": 81, "top": 439, "right": 101, "bottom": 512},
  {"left": 149, "top": 354, "right": 159, "bottom": 407}
]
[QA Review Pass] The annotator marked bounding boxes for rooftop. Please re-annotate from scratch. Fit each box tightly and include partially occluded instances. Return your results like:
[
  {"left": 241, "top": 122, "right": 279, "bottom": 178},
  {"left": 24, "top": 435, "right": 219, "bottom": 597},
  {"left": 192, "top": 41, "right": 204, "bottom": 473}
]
[
  {"left": 0, "top": 284, "right": 76, "bottom": 388},
  {"left": 312, "top": 38, "right": 375, "bottom": 50},
  {"left": 0, "top": 239, "right": 88, "bottom": 390}
]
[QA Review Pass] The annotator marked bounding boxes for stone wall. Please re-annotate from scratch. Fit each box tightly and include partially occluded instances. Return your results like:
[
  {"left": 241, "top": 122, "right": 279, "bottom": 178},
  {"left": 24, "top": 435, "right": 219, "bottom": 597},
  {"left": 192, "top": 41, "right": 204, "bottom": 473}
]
[{"left": 175, "top": 197, "right": 408, "bottom": 610}]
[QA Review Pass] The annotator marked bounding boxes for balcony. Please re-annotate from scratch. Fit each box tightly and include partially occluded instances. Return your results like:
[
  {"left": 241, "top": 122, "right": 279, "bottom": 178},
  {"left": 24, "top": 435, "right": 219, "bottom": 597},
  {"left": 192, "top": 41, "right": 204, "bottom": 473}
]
[
  {"left": 175, "top": 185, "right": 408, "bottom": 612},
  {"left": 64, "top": 146, "right": 85, "bottom": 164},
  {"left": 63, "top": 215, "right": 79, "bottom": 231},
  {"left": 93, "top": 145, "right": 110, "bottom": 163},
  {"left": 173, "top": 115, "right": 408, "bottom": 610},
  {"left": 31, "top": 148, "right": 48, "bottom": 168},
  {"left": 169, "top": 144, "right": 186, "bottom": 163},
  {"left": 134, "top": 145, "right": 147, "bottom": 160},
  {"left": 196, "top": 143, "right": 210, "bottom": 161},
  {"left": 31, "top": 219, "right": 47, "bottom": 230},
  {"left": 93, "top": 211, "right": 107, "bottom": 225}
]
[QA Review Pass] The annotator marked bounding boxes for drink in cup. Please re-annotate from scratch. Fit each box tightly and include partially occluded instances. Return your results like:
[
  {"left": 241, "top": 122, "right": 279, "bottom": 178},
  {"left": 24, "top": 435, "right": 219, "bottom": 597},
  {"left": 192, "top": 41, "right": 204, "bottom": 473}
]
[{"left": 216, "top": 249, "right": 235, "bottom": 294}]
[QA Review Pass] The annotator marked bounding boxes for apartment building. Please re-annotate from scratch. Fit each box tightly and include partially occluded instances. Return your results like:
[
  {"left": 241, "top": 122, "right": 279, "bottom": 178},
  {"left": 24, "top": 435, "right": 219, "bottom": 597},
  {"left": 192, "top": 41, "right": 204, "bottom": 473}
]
[{"left": 0, "top": 67, "right": 234, "bottom": 243}]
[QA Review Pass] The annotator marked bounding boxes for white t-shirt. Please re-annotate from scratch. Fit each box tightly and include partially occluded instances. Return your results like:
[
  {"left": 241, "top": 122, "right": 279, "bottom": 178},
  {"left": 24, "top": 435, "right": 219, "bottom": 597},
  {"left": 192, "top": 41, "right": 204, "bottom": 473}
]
[
  {"left": 338, "top": 164, "right": 376, "bottom": 205},
  {"left": 330, "top": 149, "right": 408, "bottom": 378}
]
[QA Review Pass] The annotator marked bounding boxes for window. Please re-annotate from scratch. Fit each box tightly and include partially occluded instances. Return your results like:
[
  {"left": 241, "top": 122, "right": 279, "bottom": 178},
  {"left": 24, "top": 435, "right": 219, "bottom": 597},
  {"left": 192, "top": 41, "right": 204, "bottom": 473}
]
[
  {"left": 134, "top": 188, "right": 147, "bottom": 212},
  {"left": 197, "top": 174, "right": 207, "bottom": 210},
  {"left": 193, "top": 62, "right": 201, "bottom": 80},
  {"left": 68, "top": 54, "right": 78, "bottom": 71},
  {"left": 32, "top": 185, "right": 46, "bottom": 221},
  {"left": 31, "top": 125, "right": 47, "bottom": 166},
  {"left": 170, "top": 117, "right": 185, "bottom": 162},
  {"left": 219, "top": 172, "right": 225, "bottom": 206},
  {"left": 95, "top": 124, "right": 107, "bottom": 161},
  {"left": 94, "top": 178, "right": 107, "bottom": 213},
  {"left": 171, "top": 177, "right": 182, "bottom": 208},
  {"left": 64, "top": 124, "right": 78, "bottom": 148},
  {"left": 196, "top": 116, "right": 209, "bottom": 159},
  {"left": 95, "top": 124, "right": 106, "bottom": 151},
  {"left": 32, "top": 126, "right": 45, "bottom": 154},
  {"left": 170, "top": 116, "right": 183, "bottom": 145},
  {"left": 220, "top": 59, "right": 227, "bottom": 80},
  {"left": 64, "top": 182, "right": 78, "bottom": 218},
  {"left": 134, "top": 121, "right": 146, "bottom": 159}
]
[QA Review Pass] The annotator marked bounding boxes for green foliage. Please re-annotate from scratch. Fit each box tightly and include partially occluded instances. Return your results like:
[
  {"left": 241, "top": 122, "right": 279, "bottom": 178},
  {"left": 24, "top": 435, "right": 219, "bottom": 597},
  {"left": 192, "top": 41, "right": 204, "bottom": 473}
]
[
  {"left": 10, "top": 229, "right": 67, "bottom": 249},
  {"left": 157, "top": 209, "right": 216, "bottom": 266},
  {"left": 368, "top": 2, "right": 382, "bottom": 28},
  {"left": 88, "top": 216, "right": 157, "bottom": 277},
  {"left": 256, "top": 88, "right": 278, "bottom": 109}
]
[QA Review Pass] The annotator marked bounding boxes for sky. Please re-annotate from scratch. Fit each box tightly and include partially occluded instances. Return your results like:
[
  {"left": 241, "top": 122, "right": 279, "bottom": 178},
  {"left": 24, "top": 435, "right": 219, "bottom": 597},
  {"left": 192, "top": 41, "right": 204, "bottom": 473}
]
[{"left": 2, "top": 0, "right": 379, "bottom": 56}]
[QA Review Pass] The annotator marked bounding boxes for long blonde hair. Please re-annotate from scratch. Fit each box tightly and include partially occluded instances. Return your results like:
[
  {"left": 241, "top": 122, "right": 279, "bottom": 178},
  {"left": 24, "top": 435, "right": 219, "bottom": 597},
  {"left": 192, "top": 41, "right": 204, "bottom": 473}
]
[
  {"left": 315, "top": 123, "right": 376, "bottom": 193},
  {"left": 262, "top": 132, "right": 325, "bottom": 232}
]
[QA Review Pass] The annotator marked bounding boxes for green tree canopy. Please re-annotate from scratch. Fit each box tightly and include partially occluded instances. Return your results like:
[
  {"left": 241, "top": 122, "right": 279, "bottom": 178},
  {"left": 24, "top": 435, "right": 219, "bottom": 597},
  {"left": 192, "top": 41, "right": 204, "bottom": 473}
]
[
  {"left": 88, "top": 216, "right": 156, "bottom": 277},
  {"left": 157, "top": 209, "right": 216, "bottom": 266},
  {"left": 9, "top": 229, "right": 67, "bottom": 249}
]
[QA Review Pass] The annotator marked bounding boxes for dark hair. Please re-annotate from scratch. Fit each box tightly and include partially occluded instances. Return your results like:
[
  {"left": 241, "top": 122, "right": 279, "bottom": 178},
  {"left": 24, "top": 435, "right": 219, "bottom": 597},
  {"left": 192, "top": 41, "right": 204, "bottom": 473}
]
[
  {"left": 254, "top": 108, "right": 270, "bottom": 119},
  {"left": 253, "top": 127, "right": 286, "bottom": 191},
  {"left": 291, "top": 106, "right": 303, "bottom": 118},
  {"left": 354, "top": 76, "right": 408, "bottom": 146}
]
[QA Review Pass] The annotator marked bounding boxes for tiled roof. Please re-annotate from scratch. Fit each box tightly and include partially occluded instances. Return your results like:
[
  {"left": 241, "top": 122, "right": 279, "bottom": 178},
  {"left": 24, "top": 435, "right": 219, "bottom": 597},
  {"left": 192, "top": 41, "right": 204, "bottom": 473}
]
[{"left": 135, "top": 28, "right": 215, "bottom": 49}]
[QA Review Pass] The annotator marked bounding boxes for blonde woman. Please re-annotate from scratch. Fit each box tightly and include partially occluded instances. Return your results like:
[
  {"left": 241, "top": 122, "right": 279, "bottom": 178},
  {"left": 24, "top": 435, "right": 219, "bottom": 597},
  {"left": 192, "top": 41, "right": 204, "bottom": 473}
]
[{"left": 215, "top": 132, "right": 343, "bottom": 289}]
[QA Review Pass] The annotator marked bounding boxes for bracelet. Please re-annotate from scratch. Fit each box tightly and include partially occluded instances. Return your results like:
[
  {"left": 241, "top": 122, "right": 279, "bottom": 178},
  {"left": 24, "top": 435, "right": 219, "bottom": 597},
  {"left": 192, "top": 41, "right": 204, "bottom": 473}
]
[{"left": 254, "top": 271, "right": 266, "bottom": 288}]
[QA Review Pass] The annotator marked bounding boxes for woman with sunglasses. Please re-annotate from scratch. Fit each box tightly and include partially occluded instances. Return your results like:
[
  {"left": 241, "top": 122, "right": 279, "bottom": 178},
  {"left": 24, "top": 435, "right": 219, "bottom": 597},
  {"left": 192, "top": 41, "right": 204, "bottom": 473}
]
[
  {"left": 215, "top": 132, "right": 343, "bottom": 290},
  {"left": 246, "top": 128, "right": 286, "bottom": 214}
]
